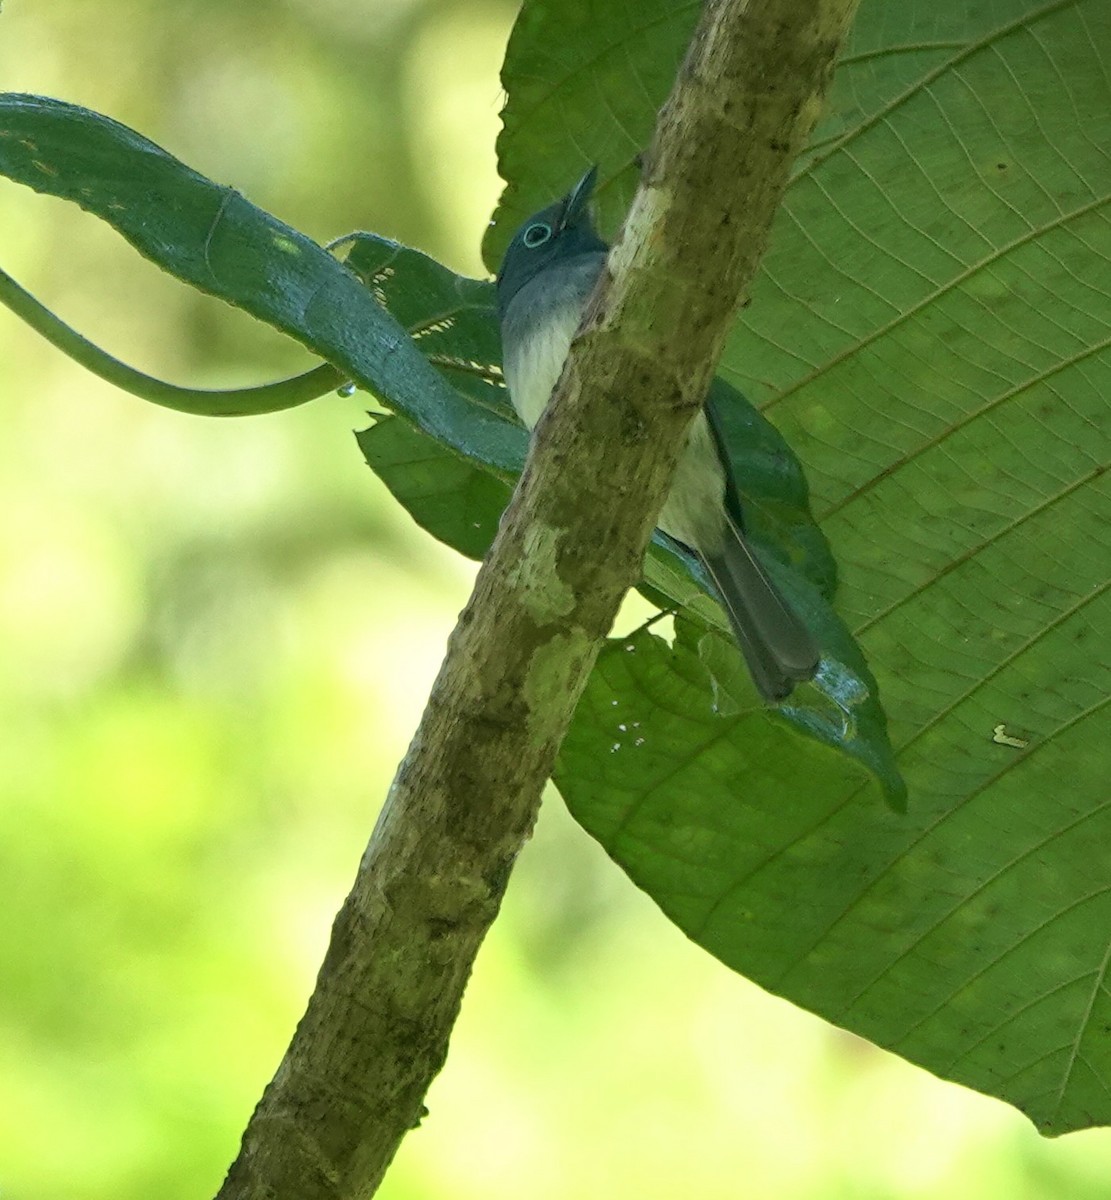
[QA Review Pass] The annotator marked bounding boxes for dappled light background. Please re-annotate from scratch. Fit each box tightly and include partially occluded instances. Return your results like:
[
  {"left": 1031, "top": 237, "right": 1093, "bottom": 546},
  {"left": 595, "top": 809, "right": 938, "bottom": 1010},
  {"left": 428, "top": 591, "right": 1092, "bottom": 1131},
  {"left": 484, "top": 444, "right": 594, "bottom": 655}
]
[{"left": 1, "top": 3, "right": 1109, "bottom": 1198}]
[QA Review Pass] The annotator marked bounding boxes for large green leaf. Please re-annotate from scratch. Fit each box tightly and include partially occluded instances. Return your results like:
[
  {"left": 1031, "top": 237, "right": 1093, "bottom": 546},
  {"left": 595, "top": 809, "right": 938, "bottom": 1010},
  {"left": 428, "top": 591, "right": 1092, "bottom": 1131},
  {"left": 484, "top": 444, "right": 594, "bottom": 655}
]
[{"left": 492, "top": 0, "right": 1111, "bottom": 1134}]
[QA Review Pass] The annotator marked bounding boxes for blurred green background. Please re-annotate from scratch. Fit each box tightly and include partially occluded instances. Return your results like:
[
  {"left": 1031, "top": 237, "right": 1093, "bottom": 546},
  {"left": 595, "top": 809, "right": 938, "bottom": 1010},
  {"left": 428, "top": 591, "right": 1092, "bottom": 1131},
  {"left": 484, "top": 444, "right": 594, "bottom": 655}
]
[{"left": 1, "top": 2, "right": 1109, "bottom": 1197}]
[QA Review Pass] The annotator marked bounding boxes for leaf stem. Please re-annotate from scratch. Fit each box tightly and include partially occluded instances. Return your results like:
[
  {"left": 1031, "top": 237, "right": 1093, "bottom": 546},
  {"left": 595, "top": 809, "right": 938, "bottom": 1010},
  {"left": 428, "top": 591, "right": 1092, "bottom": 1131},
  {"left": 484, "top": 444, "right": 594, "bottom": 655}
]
[{"left": 0, "top": 264, "right": 345, "bottom": 416}]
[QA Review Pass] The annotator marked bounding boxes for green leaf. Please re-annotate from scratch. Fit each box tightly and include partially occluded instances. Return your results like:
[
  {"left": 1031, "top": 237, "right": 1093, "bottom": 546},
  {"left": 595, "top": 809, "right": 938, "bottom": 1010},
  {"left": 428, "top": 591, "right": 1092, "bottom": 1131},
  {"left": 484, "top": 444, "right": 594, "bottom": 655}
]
[
  {"left": 492, "top": 0, "right": 1111, "bottom": 1133},
  {"left": 357, "top": 415, "right": 513, "bottom": 563},
  {"left": 484, "top": 0, "right": 700, "bottom": 270},
  {"left": 0, "top": 93, "right": 521, "bottom": 468},
  {"left": 338, "top": 234, "right": 525, "bottom": 561},
  {"left": 559, "top": 615, "right": 1111, "bottom": 1137},
  {"left": 337, "top": 233, "right": 512, "bottom": 425}
]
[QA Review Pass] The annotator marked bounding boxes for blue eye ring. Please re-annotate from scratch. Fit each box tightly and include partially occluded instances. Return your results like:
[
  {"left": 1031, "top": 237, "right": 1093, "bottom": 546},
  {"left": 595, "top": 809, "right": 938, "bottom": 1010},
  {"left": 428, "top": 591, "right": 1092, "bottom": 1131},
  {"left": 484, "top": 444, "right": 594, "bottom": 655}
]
[{"left": 523, "top": 222, "right": 553, "bottom": 249}]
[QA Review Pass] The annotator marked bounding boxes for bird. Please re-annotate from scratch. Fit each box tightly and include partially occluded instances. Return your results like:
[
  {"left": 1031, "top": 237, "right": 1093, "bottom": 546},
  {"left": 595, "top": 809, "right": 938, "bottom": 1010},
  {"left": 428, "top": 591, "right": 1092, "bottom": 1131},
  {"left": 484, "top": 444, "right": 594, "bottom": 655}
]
[{"left": 495, "top": 166, "right": 820, "bottom": 702}]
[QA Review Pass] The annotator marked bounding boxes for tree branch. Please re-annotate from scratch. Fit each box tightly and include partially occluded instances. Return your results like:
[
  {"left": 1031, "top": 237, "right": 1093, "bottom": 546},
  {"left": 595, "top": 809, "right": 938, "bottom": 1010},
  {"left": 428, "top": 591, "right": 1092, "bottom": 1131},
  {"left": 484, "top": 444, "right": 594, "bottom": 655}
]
[{"left": 216, "top": 0, "right": 860, "bottom": 1196}]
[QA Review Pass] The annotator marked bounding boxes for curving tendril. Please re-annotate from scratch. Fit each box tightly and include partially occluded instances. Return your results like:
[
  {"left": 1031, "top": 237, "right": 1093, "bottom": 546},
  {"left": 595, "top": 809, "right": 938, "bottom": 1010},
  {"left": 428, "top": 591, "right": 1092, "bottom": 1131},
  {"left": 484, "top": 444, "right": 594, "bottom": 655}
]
[{"left": 0, "top": 264, "right": 344, "bottom": 417}]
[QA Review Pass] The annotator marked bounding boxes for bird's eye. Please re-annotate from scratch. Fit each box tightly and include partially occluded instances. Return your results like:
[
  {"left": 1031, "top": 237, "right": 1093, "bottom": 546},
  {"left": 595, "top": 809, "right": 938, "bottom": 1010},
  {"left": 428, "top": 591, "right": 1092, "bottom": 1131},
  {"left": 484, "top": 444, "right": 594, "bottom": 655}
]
[{"left": 522, "top": 222, "right": 552, "bottom": 249}]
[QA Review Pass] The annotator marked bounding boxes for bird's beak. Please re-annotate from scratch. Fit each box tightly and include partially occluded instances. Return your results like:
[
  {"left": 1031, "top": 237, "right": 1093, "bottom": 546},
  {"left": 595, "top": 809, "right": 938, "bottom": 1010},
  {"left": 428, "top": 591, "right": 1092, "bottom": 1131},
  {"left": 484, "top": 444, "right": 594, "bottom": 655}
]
[{"left": 559, "top": 165, "right": 599, "bottom": 230}]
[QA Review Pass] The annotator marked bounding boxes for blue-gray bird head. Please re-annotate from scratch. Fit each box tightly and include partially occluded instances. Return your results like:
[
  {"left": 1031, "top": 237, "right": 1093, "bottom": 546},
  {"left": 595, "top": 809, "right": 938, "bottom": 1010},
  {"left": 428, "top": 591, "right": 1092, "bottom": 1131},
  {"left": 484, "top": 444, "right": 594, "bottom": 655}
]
[{"left": 495, "top": 166, "right": 609, "bottom": 320}]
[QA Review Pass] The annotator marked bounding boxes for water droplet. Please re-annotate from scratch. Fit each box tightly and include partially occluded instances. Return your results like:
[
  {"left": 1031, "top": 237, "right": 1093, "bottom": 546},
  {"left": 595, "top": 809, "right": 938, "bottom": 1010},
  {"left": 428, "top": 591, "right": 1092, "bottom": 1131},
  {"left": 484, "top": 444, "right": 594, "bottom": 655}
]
[{"left": 337, "top": 381, "right": 356, "bottom": 398}]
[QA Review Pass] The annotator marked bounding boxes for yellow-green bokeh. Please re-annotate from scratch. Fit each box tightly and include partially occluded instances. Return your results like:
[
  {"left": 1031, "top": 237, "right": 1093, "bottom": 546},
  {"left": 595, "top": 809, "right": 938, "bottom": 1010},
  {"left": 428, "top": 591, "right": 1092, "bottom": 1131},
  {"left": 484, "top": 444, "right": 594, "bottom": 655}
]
[{"left": 1, "top": 3, "right": 1109, "bottom": 1198}]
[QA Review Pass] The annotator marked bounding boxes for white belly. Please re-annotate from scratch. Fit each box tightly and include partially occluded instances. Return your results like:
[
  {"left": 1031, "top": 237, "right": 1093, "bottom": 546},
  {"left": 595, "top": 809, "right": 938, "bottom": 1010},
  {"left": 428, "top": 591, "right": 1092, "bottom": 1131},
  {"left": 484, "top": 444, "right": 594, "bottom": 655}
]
[
  {"left": 502, "top": 278, "right": 727, "bottom": 557},
  {"left": 503, "top": 301, "right": 582, "bottom": 431}
]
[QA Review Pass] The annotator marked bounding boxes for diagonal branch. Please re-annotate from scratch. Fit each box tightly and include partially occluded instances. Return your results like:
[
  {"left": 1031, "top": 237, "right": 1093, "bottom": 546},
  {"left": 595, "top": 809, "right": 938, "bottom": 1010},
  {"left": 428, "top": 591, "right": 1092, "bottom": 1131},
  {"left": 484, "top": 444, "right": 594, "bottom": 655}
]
[{"left": 216, "top": 0, "right": 861, "bottom": 1196}]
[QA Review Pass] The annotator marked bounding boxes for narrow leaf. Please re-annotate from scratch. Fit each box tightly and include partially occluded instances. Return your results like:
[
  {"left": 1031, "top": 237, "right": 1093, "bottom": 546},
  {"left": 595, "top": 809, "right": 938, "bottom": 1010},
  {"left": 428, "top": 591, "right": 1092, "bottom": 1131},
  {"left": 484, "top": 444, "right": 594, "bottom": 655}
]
[{"left": 0, "top": 94, "right": 522, "bottom": 470}]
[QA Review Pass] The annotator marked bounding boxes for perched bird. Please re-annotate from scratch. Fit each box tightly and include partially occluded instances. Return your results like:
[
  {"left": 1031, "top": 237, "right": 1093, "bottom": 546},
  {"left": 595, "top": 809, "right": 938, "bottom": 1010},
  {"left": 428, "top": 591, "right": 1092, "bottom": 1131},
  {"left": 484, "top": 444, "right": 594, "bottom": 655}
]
[{"left": 496, "top": 167, "right": 820, "bottom": 702}]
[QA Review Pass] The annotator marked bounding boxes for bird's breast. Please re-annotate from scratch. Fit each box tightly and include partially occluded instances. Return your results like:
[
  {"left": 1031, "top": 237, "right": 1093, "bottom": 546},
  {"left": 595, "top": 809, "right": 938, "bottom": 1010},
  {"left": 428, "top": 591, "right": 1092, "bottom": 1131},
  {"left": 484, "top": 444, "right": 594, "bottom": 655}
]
[
  {"left": 502, "top": 307, "right": 583, "bottom": 430},
  {"left": 499, "top": 256, "right": 729, "bottom": 556},
  {"left": 500, "top": 256, "right": 603, "bottom": 430}
]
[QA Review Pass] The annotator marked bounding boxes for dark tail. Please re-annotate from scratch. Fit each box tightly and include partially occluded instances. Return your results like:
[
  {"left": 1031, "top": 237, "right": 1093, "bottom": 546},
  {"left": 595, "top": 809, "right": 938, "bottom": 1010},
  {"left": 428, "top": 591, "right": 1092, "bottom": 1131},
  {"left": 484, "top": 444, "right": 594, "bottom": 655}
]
[{"left": 702, "top": 517, "right": 820, "bottom": 703}]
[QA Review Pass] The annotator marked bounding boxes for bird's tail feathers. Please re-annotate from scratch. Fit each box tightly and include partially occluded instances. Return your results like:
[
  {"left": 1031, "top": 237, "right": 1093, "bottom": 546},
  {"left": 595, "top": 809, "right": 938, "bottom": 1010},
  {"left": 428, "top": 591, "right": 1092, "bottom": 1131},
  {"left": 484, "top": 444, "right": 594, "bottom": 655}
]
[{"left": 702, "top": 517, "right": 820, "bottom": 703}]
